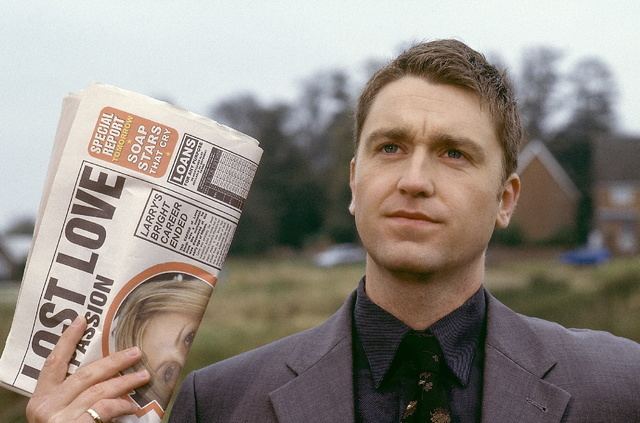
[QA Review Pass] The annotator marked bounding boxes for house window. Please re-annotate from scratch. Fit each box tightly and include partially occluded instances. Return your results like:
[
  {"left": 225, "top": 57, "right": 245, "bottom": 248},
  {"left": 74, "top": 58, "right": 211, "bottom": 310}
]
[
  {"left": 609, "top": 185, "right": 634, "bottom": 206},
  {"left": 616, "top": 223, "right": 637, "bottom": 254}
]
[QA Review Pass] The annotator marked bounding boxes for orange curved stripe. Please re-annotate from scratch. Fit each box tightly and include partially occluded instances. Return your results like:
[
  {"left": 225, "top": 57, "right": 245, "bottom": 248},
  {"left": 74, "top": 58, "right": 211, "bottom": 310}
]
[{"left": 101, "top": 262, "right": 216, "bottom": 417}]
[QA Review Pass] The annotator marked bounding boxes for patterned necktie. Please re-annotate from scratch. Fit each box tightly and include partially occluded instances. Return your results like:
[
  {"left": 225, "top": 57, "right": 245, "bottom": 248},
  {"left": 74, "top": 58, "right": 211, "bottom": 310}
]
[{"left": 400, "top": 331, "right": 451, "bottom": 423}]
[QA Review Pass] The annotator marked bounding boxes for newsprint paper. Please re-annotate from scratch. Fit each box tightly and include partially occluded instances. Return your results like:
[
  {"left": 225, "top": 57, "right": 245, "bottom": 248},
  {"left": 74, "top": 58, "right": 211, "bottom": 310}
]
[{"left": 0, "top": 84, "right": 262, "bottom": 422}]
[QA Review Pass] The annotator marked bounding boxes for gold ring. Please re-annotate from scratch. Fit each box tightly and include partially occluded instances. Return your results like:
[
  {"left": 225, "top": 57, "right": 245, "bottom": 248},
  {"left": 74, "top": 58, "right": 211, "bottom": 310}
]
[{"left": 86, "top": 407, "right": 104, "bottom": 423}]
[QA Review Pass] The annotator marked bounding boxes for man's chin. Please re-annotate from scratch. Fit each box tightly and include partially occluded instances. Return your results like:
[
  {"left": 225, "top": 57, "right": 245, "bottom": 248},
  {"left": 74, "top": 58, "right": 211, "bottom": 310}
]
[{"left": 369, "top": 252, "right": 441, "bottom": 279}]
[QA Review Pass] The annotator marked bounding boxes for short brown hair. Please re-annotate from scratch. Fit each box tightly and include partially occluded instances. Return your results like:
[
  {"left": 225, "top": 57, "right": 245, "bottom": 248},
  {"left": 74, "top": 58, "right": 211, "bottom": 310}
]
[{"left": 355, "top": 39, "right": 522, "bottom": 179}]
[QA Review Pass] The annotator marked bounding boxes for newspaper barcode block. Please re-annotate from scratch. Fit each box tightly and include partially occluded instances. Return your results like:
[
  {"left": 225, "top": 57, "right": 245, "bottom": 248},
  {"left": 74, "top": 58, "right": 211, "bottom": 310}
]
[{"left": 168, "top": 134, "right": 258, "bottom": 210}]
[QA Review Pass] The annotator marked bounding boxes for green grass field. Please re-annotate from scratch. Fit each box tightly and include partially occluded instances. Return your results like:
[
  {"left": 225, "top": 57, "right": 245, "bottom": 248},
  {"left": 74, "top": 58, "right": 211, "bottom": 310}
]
[{"left": 1, "top": 255, "right": 639, "bottom": 422}]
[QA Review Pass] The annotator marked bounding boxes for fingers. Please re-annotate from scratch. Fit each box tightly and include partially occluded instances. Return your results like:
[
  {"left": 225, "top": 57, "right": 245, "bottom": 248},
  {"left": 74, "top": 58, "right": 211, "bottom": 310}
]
[
  {"left": 27, "top": 315, "right": 152, "bottom": 423},
  {"left": 83, "top": 398, "right": 139, "bottom": 423},
  {"left": 35, "top": 315, "right": 87, "bottom": 392},
  {"left": 28, "top": 367, "right": 149, "bottom": 423},
  {"left": 32, "top": 397, "right": 139, "bottom": 423},
  {"left": 68, "top": 367, "right": 150, "bottom": 412},
  {"left": 57, "top": 347, "right": 148, "bottom": 405}
]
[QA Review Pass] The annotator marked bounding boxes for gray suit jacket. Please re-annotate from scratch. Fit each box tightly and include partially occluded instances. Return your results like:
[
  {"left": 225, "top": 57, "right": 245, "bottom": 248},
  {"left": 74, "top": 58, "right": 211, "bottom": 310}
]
[{"left": 169, "top": 291, "right": 640, "bottom": 422}]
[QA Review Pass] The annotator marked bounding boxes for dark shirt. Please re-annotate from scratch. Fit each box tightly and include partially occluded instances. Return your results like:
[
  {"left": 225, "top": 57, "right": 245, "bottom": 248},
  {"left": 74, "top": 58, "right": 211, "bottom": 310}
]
[{"left": 352, "top": 279, "right": 486, "bottom": 422}]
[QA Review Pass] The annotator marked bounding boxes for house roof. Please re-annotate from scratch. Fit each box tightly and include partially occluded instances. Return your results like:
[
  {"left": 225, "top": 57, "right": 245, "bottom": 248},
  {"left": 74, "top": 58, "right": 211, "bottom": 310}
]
[
  {"left": 0, "top": 234, "right": 32, "bottom": 264},
  {"left": 517, "top": 139, "right": 580, "bottom": 200},
  {"left": 594, "top": 135, "right": 640, "bottom": 182},
  {"left": 0, "top": 234, "right": 31, "bottom": 279}
]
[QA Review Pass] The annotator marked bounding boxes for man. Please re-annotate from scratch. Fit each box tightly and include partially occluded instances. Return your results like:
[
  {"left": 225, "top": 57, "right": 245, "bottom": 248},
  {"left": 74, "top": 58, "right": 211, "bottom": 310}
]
[
  {"left": 167, "top": 40, "right": 640, "bottom": 422},
  {"left": 28, "top": 39, "right": 640, "bottom": 423}
]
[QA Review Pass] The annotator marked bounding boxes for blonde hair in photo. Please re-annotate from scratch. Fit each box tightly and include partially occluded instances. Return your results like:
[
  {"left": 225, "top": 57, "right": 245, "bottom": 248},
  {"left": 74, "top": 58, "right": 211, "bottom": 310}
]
[{"left": 112, "top": 273, "right": 213, "bottom": 408}]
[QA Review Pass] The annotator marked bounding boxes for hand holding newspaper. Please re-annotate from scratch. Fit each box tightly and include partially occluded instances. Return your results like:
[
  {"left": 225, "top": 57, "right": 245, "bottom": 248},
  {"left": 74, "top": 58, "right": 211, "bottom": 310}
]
[{"left": 0, "top": 84, "right": 262, "bottom": 422}]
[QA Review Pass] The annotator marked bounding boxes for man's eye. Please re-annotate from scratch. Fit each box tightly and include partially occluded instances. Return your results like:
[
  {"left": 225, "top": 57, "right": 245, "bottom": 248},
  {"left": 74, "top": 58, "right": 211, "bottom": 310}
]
[
  {"left": 446, "top": 149, "right": 463, "bottom": 159},
  {"left": 381, "top": 144, "right": 399, "bottom": 154}
]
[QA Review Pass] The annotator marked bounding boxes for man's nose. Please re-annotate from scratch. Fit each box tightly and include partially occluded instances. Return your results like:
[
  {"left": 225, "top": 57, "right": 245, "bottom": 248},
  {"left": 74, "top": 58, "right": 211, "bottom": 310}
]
[{"left": 396, "top": 151, "right": 436, "bottom": 197}]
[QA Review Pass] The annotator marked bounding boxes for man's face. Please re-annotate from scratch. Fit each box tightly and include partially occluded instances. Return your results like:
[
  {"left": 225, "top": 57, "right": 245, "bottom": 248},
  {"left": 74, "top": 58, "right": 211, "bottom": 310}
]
[{"left": 349, "top": 76, "right": 519, "bottom": 278}]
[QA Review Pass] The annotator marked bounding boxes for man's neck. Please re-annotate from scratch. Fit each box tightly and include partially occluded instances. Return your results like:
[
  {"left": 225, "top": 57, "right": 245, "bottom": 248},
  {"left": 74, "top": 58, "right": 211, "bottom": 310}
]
[{"left": 363, "top": 257, "right": 484, "bottom": 330}]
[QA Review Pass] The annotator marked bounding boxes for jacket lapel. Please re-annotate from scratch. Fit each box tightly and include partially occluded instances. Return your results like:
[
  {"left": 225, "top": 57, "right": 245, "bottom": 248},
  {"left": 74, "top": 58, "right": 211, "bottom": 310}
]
[
  {"left": 266, "top": 289, "right": 573, "bottom": 422},
  {"left": 269, "top": 292, "right": 356, "bottom": 423},
  {"left": 482, "top": 294, "right": 570, "bottom": 423}
]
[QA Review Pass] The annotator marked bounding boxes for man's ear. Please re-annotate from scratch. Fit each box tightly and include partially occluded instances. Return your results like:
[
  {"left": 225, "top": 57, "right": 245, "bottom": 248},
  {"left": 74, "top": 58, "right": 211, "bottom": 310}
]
[
  {"left": 496, "top": 173, "right": 521, "bottom": 229},
  {"left": 348, "top": 157, "right": 356, "bottom": 216}
]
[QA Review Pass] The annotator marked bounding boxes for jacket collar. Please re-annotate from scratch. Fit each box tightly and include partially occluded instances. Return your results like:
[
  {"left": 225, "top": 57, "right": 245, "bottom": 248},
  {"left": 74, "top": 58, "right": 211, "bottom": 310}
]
[
  {"left": 481, "top": 293, "right": 570, "bottom": 423},
  {"left": 269, "top": 291, "right": 356, "bottom": 423},
  {"left": 267, "top": 289, "right": 573, "bottom": 423}
]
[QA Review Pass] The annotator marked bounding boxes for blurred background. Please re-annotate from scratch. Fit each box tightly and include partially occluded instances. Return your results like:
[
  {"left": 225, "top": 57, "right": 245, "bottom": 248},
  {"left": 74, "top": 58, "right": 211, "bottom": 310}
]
[{"left": 1, "top": 1, "right": 639, "bottom": 421}]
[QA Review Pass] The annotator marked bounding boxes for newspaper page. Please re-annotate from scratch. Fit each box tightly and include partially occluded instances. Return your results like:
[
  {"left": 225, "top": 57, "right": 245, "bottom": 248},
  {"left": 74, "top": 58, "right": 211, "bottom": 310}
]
[{"left": 0, "top": 84, "right": 262, "bottom": 422}]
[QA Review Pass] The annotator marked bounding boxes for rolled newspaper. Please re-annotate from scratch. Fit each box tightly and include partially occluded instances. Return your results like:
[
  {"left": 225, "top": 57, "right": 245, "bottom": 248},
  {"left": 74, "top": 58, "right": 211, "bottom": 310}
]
[{"left": 0, "top": 84, "right": 262, "bottom": 422}]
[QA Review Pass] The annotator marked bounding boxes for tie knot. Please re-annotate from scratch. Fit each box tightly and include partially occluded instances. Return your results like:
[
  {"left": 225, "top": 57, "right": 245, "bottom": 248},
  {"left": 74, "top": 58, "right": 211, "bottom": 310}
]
[{"left": 401, "top": 331, "right": 445, "bottom": 373}]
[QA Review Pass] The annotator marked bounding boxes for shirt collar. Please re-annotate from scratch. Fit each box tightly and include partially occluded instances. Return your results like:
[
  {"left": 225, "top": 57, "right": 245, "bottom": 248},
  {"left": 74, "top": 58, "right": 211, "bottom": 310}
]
[{"left": 353, "top": 278, "right": 486, "bottom": 388}]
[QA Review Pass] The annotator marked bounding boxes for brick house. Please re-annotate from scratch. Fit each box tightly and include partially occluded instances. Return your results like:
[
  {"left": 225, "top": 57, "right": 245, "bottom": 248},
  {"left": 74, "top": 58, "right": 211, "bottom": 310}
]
[
  {"left": 592, "top": 135, "right": 640, "bottom": 255},
  {"left": 511, "top": 140, "right": 580, "bottom": 242},
  {"left": 0, "top": 234, "right": 31, "bottom": 280}
]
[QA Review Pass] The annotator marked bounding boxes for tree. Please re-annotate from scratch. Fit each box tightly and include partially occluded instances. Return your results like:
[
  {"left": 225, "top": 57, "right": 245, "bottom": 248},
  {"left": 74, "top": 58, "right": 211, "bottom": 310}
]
[
  {"left": 5, "top": 217, "right": 35, "bottom": 236},
  {"left": 212, "top": 95, "right": 324, "bottom": 253},
  {"left": 517, "top": 47, "right": 563, "bottom": 142},
  {"left": 549, "top": 57, "right": 617, "bottom": 243},
  {"left": 292, "top": 69, "right": 359, "bottom": 244},
  {"left": 565, "top": 57, "right": 617, "bottom": 136}
]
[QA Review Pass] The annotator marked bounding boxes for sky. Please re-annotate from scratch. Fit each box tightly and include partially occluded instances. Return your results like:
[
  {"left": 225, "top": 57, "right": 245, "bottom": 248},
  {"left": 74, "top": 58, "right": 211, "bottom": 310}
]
[{"left": 1, "top": 0, "right": 639, "bottom": 228}]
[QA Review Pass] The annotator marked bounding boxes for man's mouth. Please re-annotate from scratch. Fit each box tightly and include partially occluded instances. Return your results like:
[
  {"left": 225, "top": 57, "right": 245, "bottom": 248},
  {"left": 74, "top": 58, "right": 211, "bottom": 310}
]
[{"left": 386, "top": 210, "right": 441, "bottom": 223}]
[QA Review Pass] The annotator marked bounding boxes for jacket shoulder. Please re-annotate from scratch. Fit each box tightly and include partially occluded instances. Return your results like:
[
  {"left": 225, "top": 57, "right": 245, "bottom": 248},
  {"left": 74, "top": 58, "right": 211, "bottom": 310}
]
[
  {"left": 519, "top": 312, "right": 640, "bottom": 418},
  {"left": 170, "top": 292, "right": 356, "bottom": 422},
  {"left": 194, "top": 325, "right": 327, "bottom": 421},
  {"left": 196, "top": 325, "right": 315, "bottom": 389},
  {"left": 486, "top": 294, "right": 640, "bottom": 421},
  {"left": 521, "top": 313, "right": 640, "bottom": 365},
  {"left": 487, "top": 293, "right": 640, "bottom": 374},
  {"left": 169, "top": 326, "right": 323, "bottom": 423}
]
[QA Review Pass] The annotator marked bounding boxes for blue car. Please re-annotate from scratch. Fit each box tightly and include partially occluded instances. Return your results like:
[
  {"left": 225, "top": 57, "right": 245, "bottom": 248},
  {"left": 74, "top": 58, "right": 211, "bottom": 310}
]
[{"left": 560, "top": 247, "right": 611, "bottom": 265}]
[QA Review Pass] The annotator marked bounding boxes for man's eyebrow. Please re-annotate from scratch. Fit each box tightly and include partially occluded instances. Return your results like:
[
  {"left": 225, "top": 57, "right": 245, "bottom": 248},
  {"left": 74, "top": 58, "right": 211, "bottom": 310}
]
[{"left": 363, "top": 127, "right": 412, "bottom": 145}]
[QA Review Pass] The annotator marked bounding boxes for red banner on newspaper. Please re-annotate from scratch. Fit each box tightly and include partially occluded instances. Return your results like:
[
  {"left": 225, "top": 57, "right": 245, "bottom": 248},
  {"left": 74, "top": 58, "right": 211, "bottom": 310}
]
[{"left": 88, "top": 107, "right": 178, "bottom": 178}]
